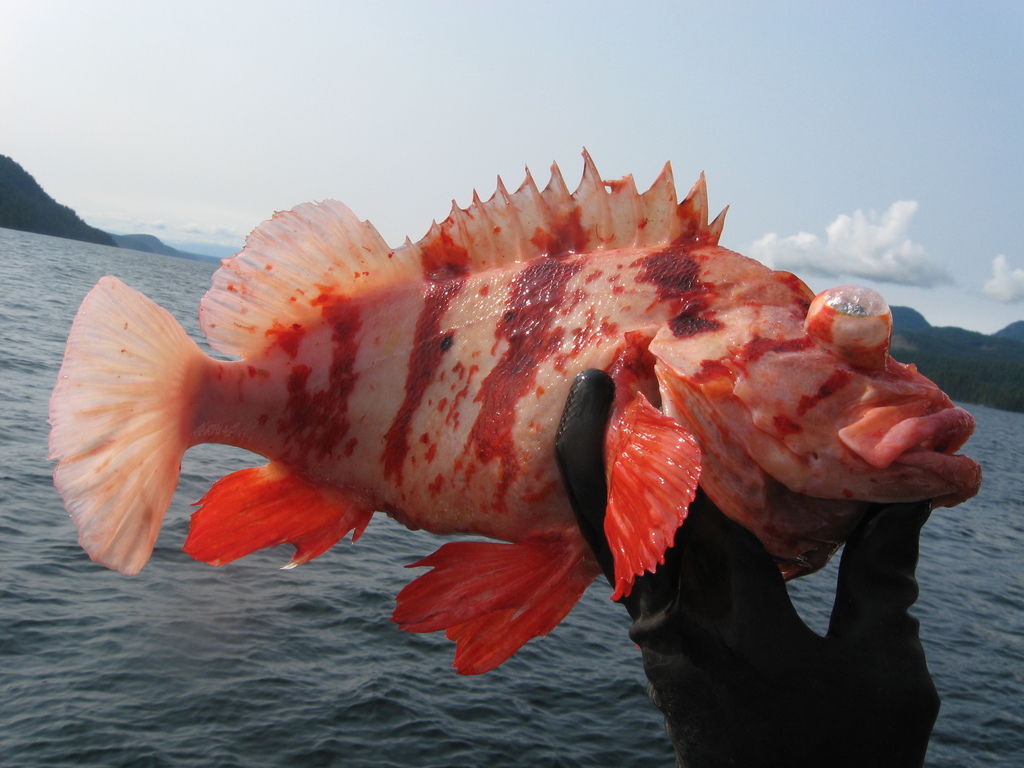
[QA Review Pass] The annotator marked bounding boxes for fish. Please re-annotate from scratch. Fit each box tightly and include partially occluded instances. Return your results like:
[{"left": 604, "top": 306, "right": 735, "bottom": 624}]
[{"left": 49, "top": 152, "right": 981, "bottom": 674}]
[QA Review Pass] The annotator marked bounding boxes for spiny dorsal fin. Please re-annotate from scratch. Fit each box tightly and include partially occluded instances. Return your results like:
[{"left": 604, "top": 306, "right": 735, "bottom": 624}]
[
  {"left": 198, "top": 152, "right": 727, "bottom": 357},
  {"left": 404, "top": 151, "right": 726, "bottom": 278}
]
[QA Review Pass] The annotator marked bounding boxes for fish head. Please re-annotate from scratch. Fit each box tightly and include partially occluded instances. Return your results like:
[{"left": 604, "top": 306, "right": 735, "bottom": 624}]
[
  {"left": 651, "top": 275, "right": 981, "bottom": 570},
  {"left": 802, "top": 285, "right": 980, "bottom": 505}
]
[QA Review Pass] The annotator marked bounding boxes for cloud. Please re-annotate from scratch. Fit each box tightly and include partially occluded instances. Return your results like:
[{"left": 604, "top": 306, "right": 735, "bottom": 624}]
[
  {"left": 750, "top": 201, "right": 952, "bottom": 287},
  {"left": 982, "top": 255, "right": 1024, "bottom": 303}
]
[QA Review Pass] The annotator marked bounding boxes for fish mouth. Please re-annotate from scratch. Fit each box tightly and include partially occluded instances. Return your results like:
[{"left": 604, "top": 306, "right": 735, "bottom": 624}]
[
  {"left": 838, "top": 405, "right": 981, "bottom": 506},
  {"left": 841, "top": 406, "right": 975, "bottom": 469}
]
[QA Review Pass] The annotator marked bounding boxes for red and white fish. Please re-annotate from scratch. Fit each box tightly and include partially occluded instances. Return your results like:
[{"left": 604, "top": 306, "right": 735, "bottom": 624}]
[{"left": 49, "top": 153, "right": 981, "bottom": 674}]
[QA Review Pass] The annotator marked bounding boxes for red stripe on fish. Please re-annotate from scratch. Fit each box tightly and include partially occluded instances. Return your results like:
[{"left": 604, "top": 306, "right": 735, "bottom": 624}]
[
  {"left": 279, "top": 294, "right": 362, "bottom": 459},
  {"left": 797, "top": 368, "right": 854, "bottom": 416},
  {"left": 742, "top": 335, "right": 815, "bottom": 364},
  {"left": 693, "top": 358, "right": 734, "bottom": 383},
  {"left": 467, "top": 258, "right": 583, "bottom": 506},
  {"left": 265, "top": 322, "right": 305, "bottom": 358},
  {"left": 420, "top": 225, "right": 470, "bottom": 281},
  {"left": 635, "top": 244, "right": 703, "bottom": 300},
  {"left": 774, "top": 415, "right": 803, "bottom": 435},
  {"left": 670, "top": 313, "right": 722, "bottom": 338},
  {"left": 635, "top": 245, "right": 722, "bottom": 338},
  {"left": 383, "top": 279, "right": 465, "bottom": 482},
  {"left": 529, "top": 205, "right": 586, "bottom": 259}
]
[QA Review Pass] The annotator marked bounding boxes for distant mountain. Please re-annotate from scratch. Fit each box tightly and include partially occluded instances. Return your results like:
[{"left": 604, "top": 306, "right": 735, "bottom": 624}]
[
  {"left": 890, "top": 318, "right": 1024, "bottom": 413},
  {"left": 110, "top": 233, "right": 218, "bottom": 263},
  {"left": 994, "top": 320, "right": 1024, "bottom": 343},
  {"left": 0, "top": 154, "right": 220, "bottom": 263},
  {"left": 164, "top": 239, "right": 239, "bottom": 261},
  {"left": 892, "top": 324, "right": 1024, "bottom": 363},
  {"left": 0, "top": 155, "right": 115, "bottom": 246},
  {"left": 890, "top": 305, "right": 931, "bottom": 331}
]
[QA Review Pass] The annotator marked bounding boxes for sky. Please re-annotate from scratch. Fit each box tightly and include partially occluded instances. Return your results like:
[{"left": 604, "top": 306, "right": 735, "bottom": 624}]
[{"left": 1, "top": 1, "right": 1022, "bottom": 333}]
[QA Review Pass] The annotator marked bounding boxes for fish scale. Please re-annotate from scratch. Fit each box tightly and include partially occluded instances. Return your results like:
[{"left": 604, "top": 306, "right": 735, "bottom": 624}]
[{"left": 49, "top": 152, "right": 980, "bottom": 673}]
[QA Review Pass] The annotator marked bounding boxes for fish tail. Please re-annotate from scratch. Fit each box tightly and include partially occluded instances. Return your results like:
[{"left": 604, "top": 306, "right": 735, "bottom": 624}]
[
  {"left": 392, "top": 535, "right": 599, "bottom": 674},
  {"left": 48, "top": 276, "right": 207, "bottom": 575}
]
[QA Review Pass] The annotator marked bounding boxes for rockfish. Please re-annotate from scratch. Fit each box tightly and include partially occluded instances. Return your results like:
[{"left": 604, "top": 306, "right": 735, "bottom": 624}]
[{"left": 49, "top": 153, "right": 981, "bottom": 674}]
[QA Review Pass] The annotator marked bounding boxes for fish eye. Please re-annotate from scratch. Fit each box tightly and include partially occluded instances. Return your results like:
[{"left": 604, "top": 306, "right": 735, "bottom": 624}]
[
  {"left": 820, "top": 286, "right": 889, "bottom": 318},
  {"left": 805, "top": 285, "right": 892, "bottom": 370}
]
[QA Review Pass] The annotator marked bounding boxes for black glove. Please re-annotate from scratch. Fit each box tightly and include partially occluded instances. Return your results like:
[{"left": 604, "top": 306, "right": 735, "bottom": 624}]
[{"left": 556, "top": 370, "right": 940, "bottom": 768}]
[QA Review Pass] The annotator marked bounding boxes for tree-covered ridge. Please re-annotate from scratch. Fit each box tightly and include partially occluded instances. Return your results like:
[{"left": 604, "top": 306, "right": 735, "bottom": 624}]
[
  {"left": 994, "top": 320, "right": 1024, "bottom": 344},
  {"left": 110, "top": 233, "right": 218, "bottom": 263},
  {"left": 891, "top": 318, "right": 1024, "bottom": 414},
  {"left": 0, "top": 155, "right": 115, "bottom": 246},
  {"left": 903, "top": 352, "right": 1024, "bottom": 413}
]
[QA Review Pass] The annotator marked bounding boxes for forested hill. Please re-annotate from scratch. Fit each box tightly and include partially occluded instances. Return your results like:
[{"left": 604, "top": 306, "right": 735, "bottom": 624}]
[
  {"left": 109, "top": 233, "right": 217, "bottom": 263},
  {"left": 891, "top": 311, "right": 1024, "bottom": 413},
  {"left": 0, "top": 155, "right": 115, "bottom": 246}
]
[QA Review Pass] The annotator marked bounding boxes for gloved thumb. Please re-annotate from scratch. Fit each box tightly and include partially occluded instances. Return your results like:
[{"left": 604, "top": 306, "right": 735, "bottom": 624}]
[{"left": 827, "top": 500, "right": 931, "bottom": 646}]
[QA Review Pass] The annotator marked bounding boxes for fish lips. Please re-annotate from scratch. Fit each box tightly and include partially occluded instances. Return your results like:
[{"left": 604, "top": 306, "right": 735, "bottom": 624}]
[{"left": 838, "top": 405, "right": 982, "bottom": 506}]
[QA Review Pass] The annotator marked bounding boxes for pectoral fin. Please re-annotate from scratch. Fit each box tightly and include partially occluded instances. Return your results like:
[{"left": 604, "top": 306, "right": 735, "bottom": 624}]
[{"left": 604, "top": 393, "right": 701, "bottom": 599}]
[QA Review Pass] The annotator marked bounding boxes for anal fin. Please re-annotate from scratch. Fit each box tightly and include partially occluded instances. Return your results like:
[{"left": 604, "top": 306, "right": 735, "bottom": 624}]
[
  {"left": 605, "top": 393, "right": 701, "bottom": 599},
  {"left": 184, "top": 463, "right": 373, "bottom": 567},
  {"left": 392, "top": 535, "right": 598, "bottom": 674}
]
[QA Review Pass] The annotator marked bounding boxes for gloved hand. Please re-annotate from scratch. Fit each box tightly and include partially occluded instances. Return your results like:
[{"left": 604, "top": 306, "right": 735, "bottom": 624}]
[{"left": 556, "top": 369, "right": 940, "bottom": 768}]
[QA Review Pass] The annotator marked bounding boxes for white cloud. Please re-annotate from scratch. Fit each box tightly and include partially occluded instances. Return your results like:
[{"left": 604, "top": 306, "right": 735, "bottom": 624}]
[
  {"left": 750, "top": 201, "right": 952, "bottom": 287},
  {"left": 983, "top": 255, "right": 1024, "bottom": 303}
]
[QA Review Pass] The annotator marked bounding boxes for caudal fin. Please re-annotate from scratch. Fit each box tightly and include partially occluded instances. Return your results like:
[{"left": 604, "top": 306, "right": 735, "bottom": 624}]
[
  {"left": 48, "top": 276, "right": 206, "bottom": 575},
  {"left": 393, "top": 535, "right": 599, "bottom": 674}
]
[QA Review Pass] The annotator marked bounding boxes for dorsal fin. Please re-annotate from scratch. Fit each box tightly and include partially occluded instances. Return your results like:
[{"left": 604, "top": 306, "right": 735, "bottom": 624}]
[
  {"left": 199, "top": 151, "right": 727, "bottom": 357},
  {"left": 199, "top": 200, "right": 416, "bottom": 357},
  {"left": 404, "top": 150, "right": 727, "bottom": 276}
]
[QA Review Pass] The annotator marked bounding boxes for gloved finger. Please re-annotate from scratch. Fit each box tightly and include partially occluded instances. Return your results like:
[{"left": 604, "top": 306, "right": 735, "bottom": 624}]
[
  {"left": 630, "top": 494, "right": 814, "bottom": 659},
  {"left": 627, "top": 491, "right": 732, "bottom": 655},
  {"left": 682, "top": 497, "right": 815, "bottom": 656},
  {"left": 556, "top": 369, "right": 616, "bottom": 581},
  {"left": 827, "top": 499, "right": 931, "bottom": 646}
]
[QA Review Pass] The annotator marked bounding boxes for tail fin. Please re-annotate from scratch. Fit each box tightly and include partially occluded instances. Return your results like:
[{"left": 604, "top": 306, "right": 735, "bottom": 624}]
[{"left": 48, "top": 276, "right": 207, "bottom": 575}]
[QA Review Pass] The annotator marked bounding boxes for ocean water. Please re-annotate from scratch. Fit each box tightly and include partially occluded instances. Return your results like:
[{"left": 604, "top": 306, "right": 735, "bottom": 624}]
[{"left": 1, "top": 226, "right": 1021, "bottom": 767}]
